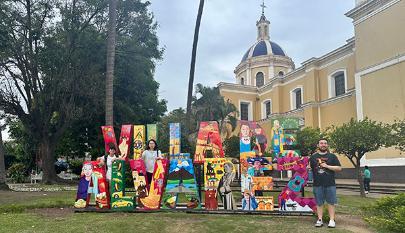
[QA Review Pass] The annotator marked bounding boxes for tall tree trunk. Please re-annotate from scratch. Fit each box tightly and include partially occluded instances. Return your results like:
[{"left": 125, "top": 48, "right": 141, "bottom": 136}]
[
  {"left": 105, "top": 0, "right": 118, "bottom": 126},
  {"left": 0, "top": 129, "right": 8, "bottom": 190},
  {"left": 186, "top": 0, "right": 205, "bottom": 133},
  {"left": 39, "top": 138, "right": 57, "bottom": 184},
  {"left": 356, "top": 166, "right": 366, "bottom": 197}
]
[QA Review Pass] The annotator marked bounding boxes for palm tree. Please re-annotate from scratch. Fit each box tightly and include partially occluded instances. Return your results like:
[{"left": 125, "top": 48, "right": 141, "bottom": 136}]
[
  {"left": 105, "top": 0, "right": 118, "bottom": 126},
  {"left": 192, "top": 84, "right": 238, "bottom": 136},
  {"left": 186, "top": 0, "right": 205, "bottom": 133}
]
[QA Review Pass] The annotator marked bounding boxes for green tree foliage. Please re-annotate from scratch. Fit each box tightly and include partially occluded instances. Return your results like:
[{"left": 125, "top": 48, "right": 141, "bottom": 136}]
[
  {"left": 327, "top": 118, "right": 392, "bottom": 197},
  {"left": 364, "top": 193, "right": 405, "bottom": 233},
  {"left": 55, "top": 1, "right": 167, "bottom": 160},
  {"left": 6, "top": 119, "right": 37, "bottom": 170},
  {"left": 392, "top": 119, "right": 405, "bottom": 152},
  {"left": 296, "top": 127, "right": 324, "bottom": 156},
  {"left": 223, "top": 136, "right": 240, "bottom": 158},
  {"left": 113, "top": 0, "right": 166, "bottom": 125},
  {"left": 157, "top": 88, "right": 237, "bottom": 156},
  {"left": 0, "top": 0, "right": 166, "bottom": 182},
  {"left": 192, "top": 84, "right": 238, "bottom": 132},
  {"left": 7, "top": 163, "right": 28, "bottom": 183},
  {"left": 0, "top": 0, "right": 107, "bottom": 183}
]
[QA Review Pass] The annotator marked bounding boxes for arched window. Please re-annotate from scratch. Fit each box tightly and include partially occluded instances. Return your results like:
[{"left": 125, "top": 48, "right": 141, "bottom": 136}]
[
  {"left": 290, "top": 87, "right": 303, "bottom": 110},
  {"left": 240, "top": 77, "right": 245, "bottom": 85},
  {"left": 262, "top": 100, "right": 272, "bottom": 119},
  {"left": 328, "top": 70, "right": 347, "bottom": 98},
  {"left": 240, "top": 101, "right": 252, "bottom": 121},
  {"left": 278, "top": 71, "right": 284, "bottom": 77},
  {"left": 256, "top": 72, "right": 264, "bottom": 87}
]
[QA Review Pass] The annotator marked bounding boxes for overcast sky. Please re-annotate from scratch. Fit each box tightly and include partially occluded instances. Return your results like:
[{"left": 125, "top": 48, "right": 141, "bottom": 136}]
[{"left": 149, "top": 0, "right": 355, "bottom": 111}]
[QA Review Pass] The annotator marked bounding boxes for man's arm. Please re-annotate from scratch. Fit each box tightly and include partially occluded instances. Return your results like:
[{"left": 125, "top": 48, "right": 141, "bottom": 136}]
[{"left": 320, "top": 162, "right": 342, "bottom": 172}]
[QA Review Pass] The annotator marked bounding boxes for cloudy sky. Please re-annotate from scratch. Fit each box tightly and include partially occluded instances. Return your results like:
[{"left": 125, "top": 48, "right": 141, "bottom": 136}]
[{"left": 150, "top": 0, "right": 355, "bottom": 111}]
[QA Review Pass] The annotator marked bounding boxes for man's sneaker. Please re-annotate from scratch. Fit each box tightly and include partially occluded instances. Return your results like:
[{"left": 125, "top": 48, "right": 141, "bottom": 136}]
[
  {"left": 315, "top": 219, "right": 323, "bottom": 227},
  {"left": 328, "top": 220, "right": 336, "bottom": 228}
]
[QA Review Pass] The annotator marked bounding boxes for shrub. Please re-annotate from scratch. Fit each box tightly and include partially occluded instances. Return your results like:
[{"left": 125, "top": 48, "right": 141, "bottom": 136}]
[
  {"left": 7, "top": 163, "right": 28, "bottom": 183},
  {"left": 363, "top": 193, "right": 405, "bottom": 233},
  {"left": 223, "top": 136, "right": 240, "bottom": 158},
  {"left": 69, "top": 159, "right": 85, "bottom": 175}
]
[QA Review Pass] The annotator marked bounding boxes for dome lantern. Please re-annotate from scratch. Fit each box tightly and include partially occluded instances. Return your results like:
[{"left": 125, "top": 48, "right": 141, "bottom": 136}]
[{"left": 257, "top": 1, "right": 270, "bottom": 41}]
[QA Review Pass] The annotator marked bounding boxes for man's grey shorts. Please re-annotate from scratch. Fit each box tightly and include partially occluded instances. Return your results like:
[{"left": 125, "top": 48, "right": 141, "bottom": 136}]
[{"left": 313, "top": 186, "right": 337, "bottom": 206}]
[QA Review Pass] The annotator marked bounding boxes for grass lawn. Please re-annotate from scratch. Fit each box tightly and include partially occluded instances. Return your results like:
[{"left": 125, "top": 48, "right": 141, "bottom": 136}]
[{"left": 0, "top": 190, "right": 379, "bottom": 233}]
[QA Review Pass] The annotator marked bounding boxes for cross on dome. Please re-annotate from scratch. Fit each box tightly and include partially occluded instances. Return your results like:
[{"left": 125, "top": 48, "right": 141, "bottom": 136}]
[{"left": 260, "top": 0, "right": 267, "bottom": 15}]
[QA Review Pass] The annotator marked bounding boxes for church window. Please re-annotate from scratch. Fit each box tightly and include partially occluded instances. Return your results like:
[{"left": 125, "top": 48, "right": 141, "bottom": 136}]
[
  {"left": 328, "top": 70, "right": 347, "bottom": 98},
  {"left": 240, "top": 102, "right": 250, "bottom": 121},
  {"left": 290, "top": 87, "right": 303, "bottom": 110},
  {"left": 240, "top": 77, "right": 245, "bottom": 85},
  {"left": 262, "top": 100, "right": 271, "bottom": 119},
  {"left": 256, "top": 72, "right": 264, "bottom": 87},
  {"left": 278, "top": 71, "right": 284, "bottom": 77}
]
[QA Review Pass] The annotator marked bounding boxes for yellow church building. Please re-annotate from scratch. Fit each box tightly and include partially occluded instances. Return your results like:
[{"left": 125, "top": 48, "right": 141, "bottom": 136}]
[{"left": 218, "top": 0, "right": 405, "bottom": 182}]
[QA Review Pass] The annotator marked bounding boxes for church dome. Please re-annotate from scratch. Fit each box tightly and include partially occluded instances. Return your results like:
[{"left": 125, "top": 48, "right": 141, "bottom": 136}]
[{"left": 241, "top": 40, "right": 287, "bottom": 62}]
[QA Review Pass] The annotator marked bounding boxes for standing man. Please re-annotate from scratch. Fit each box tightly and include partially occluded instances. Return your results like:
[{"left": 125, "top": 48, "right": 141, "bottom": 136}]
[{"left": 310, "top": 138, "right": 342, "bottom": 228}]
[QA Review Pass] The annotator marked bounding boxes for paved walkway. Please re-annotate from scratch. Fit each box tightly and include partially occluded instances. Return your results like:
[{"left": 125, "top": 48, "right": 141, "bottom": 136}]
[
  {"left": 336, "top": 189, "right": 393, "bottom": 198},
  {"left": 335, "top": 179, "right": 405, "bottom": 187}
]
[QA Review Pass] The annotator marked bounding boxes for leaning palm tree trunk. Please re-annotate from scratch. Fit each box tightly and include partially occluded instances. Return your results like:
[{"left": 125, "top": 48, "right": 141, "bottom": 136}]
[
  {"left": 186, "top": 0, "right": 205, "bottom": 133},
  {"left": 105, "top": 0, "right": 118, "bottom": 126}
]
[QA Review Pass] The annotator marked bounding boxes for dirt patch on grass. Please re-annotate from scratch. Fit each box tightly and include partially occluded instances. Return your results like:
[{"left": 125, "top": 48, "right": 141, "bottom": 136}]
[
  {"left": 28, "top": 207, "right": 74, "bottom": 219},
  {"left": 337, "top": 214, "right": 375, "bottom": 233}
]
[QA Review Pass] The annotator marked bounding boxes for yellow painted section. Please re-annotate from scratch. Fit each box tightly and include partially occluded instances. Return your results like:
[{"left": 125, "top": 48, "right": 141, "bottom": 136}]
[
  {"left": 355, "top": 0, "right": 405, "bottom": 70},
  {"left": 362, "top": 61, "right": 405, "bottom": 122}
]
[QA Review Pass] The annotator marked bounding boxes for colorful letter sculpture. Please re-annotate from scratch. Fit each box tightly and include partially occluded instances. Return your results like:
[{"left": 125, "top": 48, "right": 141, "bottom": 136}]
[
  {"left": 133, "top": 125, "right": 145, "bottom": 159},
  {"left": 239, "top": 121, "right": 273, "bottom": 211},
  {"left": 110, "top": 160, "right": 134, "bottom": 210},
  {"left": 204, "top": 158, "right": 226, "bottom": 210},
  {"left": 277, "top": 157, "right": 316, "bottom": 212},
  {"left": 75, "top": 122, "right": 320, "bottom": 215},
  {"left": 139, "top": 158, "right": 169, "bottom": 209},
  {"left": 75, "top": 162, "right": 93, "bottom": 208},
  {"left": 102, "top": 125, "right": 132, "bottom": 159},
  {"left": 129, "top": 159, "right": 148, "bottom": 199},
  {"left": 147, "top": 124, "right": 157, "bottom": 141},
  {"left": 271, "top": 118, "right": 300, "bottom": 158},
  {"left": 169, "top": 123, "right": 180, "bottom": 155},
  {"left": 161, "top": 153, "right": 200, "bottom": 209},
  {"left": 118, "top": 125, "right": 132, "bottom": 159},
  {"left": 75, "top": 161, "right": 109, "bottom": 209},
  {"left": 101, "top": 126, "right": 118, "bottom": 153},
  {"left": 194, "top": 121, "right": 224, "bottom": 164}
]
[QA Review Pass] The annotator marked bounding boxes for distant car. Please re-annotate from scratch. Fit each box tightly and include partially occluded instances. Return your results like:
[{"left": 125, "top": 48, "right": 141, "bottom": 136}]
[{"left": 55, "top": 160, "right": 69, "bottom": 174}]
